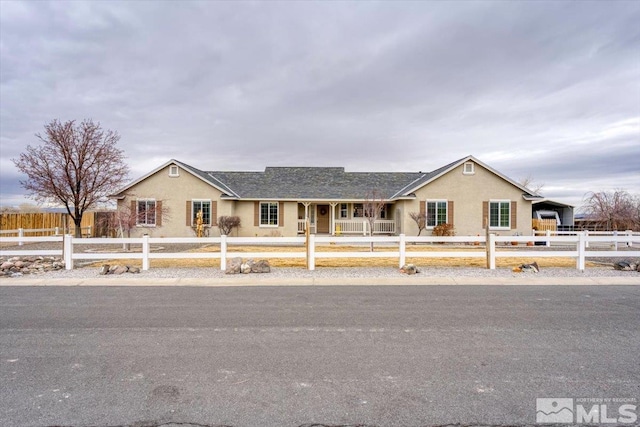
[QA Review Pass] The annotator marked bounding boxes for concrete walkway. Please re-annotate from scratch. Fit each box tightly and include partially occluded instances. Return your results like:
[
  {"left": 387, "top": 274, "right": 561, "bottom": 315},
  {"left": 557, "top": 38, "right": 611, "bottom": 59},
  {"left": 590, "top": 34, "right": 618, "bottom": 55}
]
[{"left": 2, "top": 275, "right": 640, "bottom": 287}]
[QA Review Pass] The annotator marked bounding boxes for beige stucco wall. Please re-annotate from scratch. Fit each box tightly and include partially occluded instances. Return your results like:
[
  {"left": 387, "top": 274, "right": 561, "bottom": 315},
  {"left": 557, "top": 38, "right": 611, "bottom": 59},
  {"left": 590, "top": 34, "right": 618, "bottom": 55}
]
[
  {"left": 117, "top": 164, "right": 231, "bottom": 237},
  {"left": 399, "top": 161, "right": 533, "bottom": 237}
]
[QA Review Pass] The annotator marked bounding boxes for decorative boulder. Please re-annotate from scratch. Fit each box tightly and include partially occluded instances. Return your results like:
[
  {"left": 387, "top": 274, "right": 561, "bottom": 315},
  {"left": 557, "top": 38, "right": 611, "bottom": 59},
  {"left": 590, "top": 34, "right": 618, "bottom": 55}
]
[
  {"left": 251, "top": 259, "right": 271, "bottom": 273},
  {"left": 521, "top": 262, "right": 540, "bottom": 273},
  {"left": 614, "top": 261, "right": 633, "bottom": 271},
  {"left": 241, "top": 261, "right": 252, "bottom": 274},
  {"left": 112, "top": 265, "right": 128, "bottom": 275},
  {"left": 225, "top": 257, "right": 243, "bottom": 274},
  {"left": 99, "top": 265, "right": 110, "bottom": 275},
  {"left": 128, "top": 266, "right": 140, "bottom": 274},
  {"left": 400, "top": 264, "right": 419, "bottom": 275}
]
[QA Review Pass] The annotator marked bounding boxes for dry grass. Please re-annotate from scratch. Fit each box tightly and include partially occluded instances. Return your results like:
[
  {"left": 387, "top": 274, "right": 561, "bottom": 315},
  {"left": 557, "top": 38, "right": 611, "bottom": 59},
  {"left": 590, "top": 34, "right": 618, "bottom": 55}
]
[{"left": 87, "top": 244, "right": 595, "bottom": 269}]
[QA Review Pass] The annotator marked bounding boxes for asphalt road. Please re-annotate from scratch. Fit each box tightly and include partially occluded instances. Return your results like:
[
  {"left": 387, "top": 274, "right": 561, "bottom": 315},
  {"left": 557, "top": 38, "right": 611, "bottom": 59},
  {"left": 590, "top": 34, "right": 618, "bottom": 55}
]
[{"left": 1, "top": 285, "right": 639, "bottom": 427}]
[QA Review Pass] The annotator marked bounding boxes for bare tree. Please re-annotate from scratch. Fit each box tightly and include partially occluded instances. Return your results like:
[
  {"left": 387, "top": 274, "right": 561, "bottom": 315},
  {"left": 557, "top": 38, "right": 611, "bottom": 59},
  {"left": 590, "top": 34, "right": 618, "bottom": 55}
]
[
  {"left": 363, "top": 190, "right": 386, "bottom": 251},
  {"left": 409, "top": 211, "right": 427, "bottom": 236},
  {"left": 12, "top": 119, "right": 129, "bottom": 237},
  {"left": 218, "top": 216, "right": 241, "bottom": 236},
  {"left": 583, "top": 190, "right": 636, "bottom": 230},
  {"left": 519, "top": 174, "right": 545, "bottom": 194}
]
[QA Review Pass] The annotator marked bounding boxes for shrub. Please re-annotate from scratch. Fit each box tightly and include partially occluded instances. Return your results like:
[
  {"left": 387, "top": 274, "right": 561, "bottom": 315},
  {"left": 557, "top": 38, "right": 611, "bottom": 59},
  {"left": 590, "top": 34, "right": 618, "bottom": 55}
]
[
  {"left": 218, "top": 216, "right": 241, "bottom": 235},
  {"left": 432, "top": 223, "right": 455, "bottom": 236}
]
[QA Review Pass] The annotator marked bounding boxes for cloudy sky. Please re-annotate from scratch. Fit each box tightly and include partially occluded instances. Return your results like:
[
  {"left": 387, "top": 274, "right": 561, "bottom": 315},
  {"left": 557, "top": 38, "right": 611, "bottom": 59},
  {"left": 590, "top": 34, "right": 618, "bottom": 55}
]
[{"left": 1, "top": 0, "right": 638, "bottom": 210}]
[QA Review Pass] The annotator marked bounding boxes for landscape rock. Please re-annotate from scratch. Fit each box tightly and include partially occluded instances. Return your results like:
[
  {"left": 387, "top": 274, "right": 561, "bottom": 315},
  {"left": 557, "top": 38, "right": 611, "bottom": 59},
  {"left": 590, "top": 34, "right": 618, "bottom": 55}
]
[
  {"left": 400, "top": 264, "right": 419, "bottom": 275},
  {"left": 614, "top": 260, "right": 639, "bottom": 271},
  {"left": 251, "top": 259, "right": 271, "bottom": 273},
  {"left": 241, "top": 262, "right": 252, "bottom": 274},
  {"left": 225, "top": 257, "right": 243, "bottom": 274},
  {"left": 128, "top": 266, "right": 140, "bottom": 274},
  {"left": 99, "top": 265, "right": 110, "bottom": 275},
  {"left": 112, "top": 265, "right": 129, "bottom": 275},
  {"left": 0, "top": 256, "right": 63, "bottom": 277}
]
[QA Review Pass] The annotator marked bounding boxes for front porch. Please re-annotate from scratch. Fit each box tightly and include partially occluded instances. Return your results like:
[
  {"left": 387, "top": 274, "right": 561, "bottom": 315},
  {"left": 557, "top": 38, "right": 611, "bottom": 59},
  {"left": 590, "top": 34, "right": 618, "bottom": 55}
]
[{"left": 296, "top": 202, "right": 397, "bottom": 235}]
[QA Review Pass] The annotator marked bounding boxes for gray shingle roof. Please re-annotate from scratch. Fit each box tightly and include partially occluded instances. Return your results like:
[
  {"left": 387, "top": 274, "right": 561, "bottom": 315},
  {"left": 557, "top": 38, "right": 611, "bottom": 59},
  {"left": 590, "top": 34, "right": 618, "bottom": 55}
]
[{"left": 208, "top": 167, "right": 424, "bottom": 200}]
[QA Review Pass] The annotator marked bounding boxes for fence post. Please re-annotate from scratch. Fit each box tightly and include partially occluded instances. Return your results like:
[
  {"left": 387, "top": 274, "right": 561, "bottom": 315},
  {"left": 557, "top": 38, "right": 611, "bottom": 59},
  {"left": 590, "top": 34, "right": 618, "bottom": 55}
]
[
  {"left": 399, "top": 234, "right": 406, "bottom": 268},
  {"left": 626, "top": 230, "right": 632, "bottom": 247},
  {"left": 142, "top": 234, "right": 150, "bottom": 271},
  {"left": 613, "top": 230, "right": 618, "bottom": 251},
  {"left": 585, "top": 229, "right": 589, "bottom": 248},
  {"left": 363, "top": 221, "right": 367, "bottom": 236},
  {"left": 308, "top": 234, "right": 315, "bottom": 270},
  {"left": 55, "top": 227, "right": 60, "bottom": 236},
  {"left": 220, "top": 235, "right": 227, "bottom": 271},
  {"left": 18, "top": 228, "right": 24, "bottom": 246},
  {"left": 577, "top": 232, "right": 586, "bottom": 271},
  {"left": 64, "top": 234, "right": 73, "bottom": 270},
  {"left": 488, "top": 233, "right": 496, "bottom": 270},
  {"left": 546, "top": 230, "right": 551, "bottom": 247}
]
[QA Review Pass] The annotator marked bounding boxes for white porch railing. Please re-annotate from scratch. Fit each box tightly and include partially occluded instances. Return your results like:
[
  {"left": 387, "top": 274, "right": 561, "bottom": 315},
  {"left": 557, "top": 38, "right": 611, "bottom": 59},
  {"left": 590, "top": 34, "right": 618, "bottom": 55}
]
[{"left": 334, "top": 219, "right": 396, "bottom": 235}]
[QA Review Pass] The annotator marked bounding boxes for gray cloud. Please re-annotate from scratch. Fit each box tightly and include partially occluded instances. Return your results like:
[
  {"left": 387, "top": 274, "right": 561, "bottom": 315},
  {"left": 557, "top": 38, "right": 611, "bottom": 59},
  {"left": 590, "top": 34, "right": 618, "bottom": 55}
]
[{"left": 1, "top": 0, "right": 638, "bottom": 210}]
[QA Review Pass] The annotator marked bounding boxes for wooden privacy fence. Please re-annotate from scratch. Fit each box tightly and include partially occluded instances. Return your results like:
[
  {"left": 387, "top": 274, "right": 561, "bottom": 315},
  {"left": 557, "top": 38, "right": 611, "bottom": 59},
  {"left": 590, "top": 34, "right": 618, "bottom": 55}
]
[
  {"left": 0, "top": 212, "right": 69, "bottom": 236},
  {"left": 0, "top": 211, "right": 113, "bottom": 237},
  {"left": 1, "top": 233, "right": 638, "bottom": 272}
]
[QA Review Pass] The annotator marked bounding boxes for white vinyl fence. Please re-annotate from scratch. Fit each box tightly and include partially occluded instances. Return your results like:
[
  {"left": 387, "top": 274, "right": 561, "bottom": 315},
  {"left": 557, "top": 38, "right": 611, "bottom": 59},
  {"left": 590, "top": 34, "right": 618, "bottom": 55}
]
[{"left": 1, "top": 232, "right": 639, "bottom": 272}]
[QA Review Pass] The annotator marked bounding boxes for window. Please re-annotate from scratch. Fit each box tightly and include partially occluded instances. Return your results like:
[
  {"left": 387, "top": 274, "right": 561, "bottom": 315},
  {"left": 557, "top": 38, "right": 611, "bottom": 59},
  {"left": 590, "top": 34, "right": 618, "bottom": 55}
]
[
  {"left": 380, "top": 204, "right": 387, "bottom": 219},
  {"left": 463, "top": 162, "right": 475, "bottom": 175},
  {"left": 137, "top": 199, "right": 156, "bottom": 226},
  {"left": 339, "top": 203, "right": 348, "bottom": 219},
  {"left": 353, "top": 203, "right": 364, "bottom": 218},
  {"left": 489, "top": 200, "right": 510, "bottom": 229},
  {"left": 426, "top": 201, "right": 447, "bottom": 227},
  {"left": 192, "top": 200, "right": 211, "bottom": 226},
  {"left": 169, "top": 165, "right": 179, "bottom": 177},
  {"left": 260, "top": 202, "right": 279, "bottom": 226}
]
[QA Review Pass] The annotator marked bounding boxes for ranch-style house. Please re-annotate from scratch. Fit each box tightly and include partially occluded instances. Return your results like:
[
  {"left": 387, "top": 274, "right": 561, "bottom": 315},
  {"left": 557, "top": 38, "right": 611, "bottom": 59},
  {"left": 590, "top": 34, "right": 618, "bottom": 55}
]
[{"left": 112, "top": 155, "right": 543, "bottom": 238}]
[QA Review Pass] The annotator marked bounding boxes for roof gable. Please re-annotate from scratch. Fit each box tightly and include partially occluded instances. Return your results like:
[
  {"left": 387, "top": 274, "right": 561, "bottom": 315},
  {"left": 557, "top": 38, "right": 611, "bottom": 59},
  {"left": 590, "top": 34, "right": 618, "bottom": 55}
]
[
  {"left": 112, "top": 159, "right": 237, "bottom": 198},
  {"left": 397, "top": 155, "right": 541, "bottom": 198}
]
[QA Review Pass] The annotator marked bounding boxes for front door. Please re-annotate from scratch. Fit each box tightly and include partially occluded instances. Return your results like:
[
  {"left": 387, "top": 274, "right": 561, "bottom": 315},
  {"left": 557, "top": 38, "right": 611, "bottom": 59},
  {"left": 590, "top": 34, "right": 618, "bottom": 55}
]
[{"left": 316, "top": 204, "right": 330, "bottom": 233}]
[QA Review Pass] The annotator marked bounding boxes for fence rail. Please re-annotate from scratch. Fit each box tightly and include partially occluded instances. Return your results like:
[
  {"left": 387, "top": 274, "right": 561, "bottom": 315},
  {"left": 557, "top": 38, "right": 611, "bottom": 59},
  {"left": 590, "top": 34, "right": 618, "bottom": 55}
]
[{"left": 1, "top": 232, "right": 639, "bottom": 272}]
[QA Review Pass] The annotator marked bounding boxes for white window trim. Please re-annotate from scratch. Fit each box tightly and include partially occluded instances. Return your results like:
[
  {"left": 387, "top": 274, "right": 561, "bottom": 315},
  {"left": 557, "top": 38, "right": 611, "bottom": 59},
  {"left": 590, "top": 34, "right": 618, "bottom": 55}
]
[
  {"left": 463, "top": 162, "right": 475, "bottom": 175},
  {"left": 169, "top": 165, "right": 180, "bottom": 177},
  {"left": 136, "top": 198, "right": 157, "bottom": 227},
  {"left": 489, "top": 199, "right": 511, "bottom": 230},
  {"left": 425, "top": 199, "right": 448, "bottom": 229},
  {"left": 339, "top": 203, "right": 349, "bottom": 219},
  {"left": 259, "top": 201, "right": 279, "bottom": 227},
  {"left": 191, "top": 199, "right": 212, "bottom": 226}
]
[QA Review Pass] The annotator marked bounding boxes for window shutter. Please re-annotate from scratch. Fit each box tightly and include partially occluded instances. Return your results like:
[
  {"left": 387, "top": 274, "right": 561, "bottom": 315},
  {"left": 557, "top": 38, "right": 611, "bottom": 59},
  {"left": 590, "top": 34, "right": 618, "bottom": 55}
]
[
  {"left": 156, "top": 201, "right": 162, "bottom": 226},
  {"left": 186, "top": 201, "right": 191, "bottom": 226},
  {"left": 420, "top": 201, "right": 426, "bottom": 216},
  {"left": 211, "top": 201, "right": 217, "bottom": 226},
  {"left": 482, "top": 201, "right": 488, "bottom": 228},
  {"left": 254, "top": 202, "right": 259, "bottom": 226},
  {"left": 279, "top": 202, "right": 284, "bottom": 227},
  {"left": 511, "top": 201, "right": 517, "bottom": 229},
  {"left": 447, "top": 201, "right": 454, "bottom": 225}
]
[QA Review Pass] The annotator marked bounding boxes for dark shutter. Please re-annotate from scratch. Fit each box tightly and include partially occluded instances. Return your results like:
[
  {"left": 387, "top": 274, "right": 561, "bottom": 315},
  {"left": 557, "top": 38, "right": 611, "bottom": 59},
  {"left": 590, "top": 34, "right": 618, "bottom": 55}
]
[
  {"left": 156, "top": 201, "right": 162, "bottom": 227},
  {"left": 186, "top": 201, "right": 191, "bottom": 226},
  {"left": 254, "top": 202, "right": 259, "bottom": 226},
  {"left": 420, "top": 201, "right": 426, "bottom": 216},
  {"left": 511, "top": 201, "right": 517, "bottom": 229},
  {"left": 211, "top": 201, "right": 217, "bottom": 226},
  {"left": 279, "top": 202, "right": 284, "bottom": 227},
  {"left": 482, "top": 201, "right": 488, "bottom": 228},
  {"left": 447, "top": 201, "right": 454, "bottom": 225}
]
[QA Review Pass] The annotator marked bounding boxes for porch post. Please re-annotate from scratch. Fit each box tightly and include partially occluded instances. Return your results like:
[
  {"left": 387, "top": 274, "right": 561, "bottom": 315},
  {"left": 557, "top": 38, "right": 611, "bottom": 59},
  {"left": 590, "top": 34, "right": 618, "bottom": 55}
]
[
  {"left": 330, "top": 203, "right": 338, "bottom": 235},
  {"left": 302, "top": 202, "right": 310, "bottom": 233}
]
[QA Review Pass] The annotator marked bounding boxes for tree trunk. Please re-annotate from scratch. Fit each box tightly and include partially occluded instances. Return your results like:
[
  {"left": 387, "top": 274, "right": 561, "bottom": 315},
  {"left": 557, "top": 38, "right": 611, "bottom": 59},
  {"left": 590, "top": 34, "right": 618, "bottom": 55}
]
[{"left": 74, "top": 214, "right": 83, "bottom": 238}]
